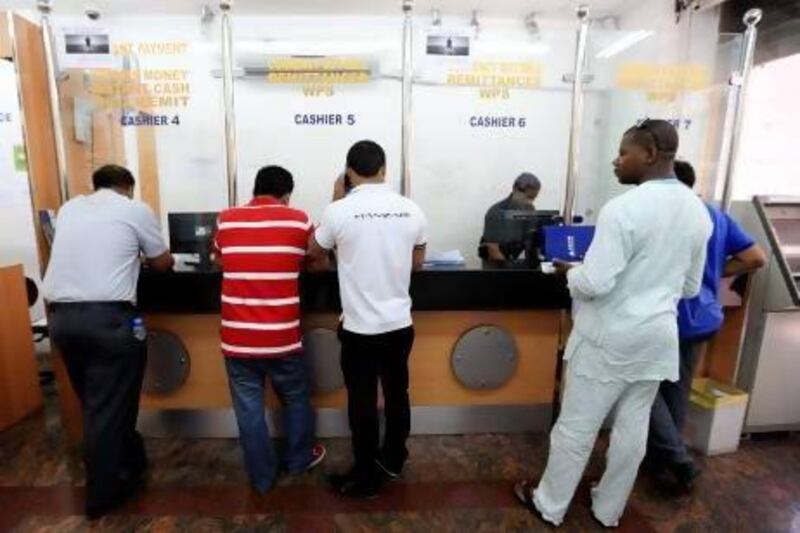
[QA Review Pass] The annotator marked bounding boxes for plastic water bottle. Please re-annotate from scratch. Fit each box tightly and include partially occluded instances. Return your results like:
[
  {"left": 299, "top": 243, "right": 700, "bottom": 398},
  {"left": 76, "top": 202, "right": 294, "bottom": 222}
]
[{"left": 131, "top": 317, "right": 147, "bottom": 341}]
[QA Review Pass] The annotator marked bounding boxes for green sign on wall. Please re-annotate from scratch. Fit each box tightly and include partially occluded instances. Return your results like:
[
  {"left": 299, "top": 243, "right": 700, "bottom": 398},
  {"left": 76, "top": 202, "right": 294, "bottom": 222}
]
[{"left": 13, "top": 145, "right": 26, "bottom": 172}]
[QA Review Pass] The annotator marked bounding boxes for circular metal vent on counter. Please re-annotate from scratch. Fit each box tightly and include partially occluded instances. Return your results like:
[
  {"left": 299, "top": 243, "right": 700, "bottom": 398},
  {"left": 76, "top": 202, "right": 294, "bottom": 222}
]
[
  {"left": 303, "top": 328, "right": 344, "bottom": 393},
  {"left": 143, "top": 329, "right": 191, "bottom": 396},
  {"left": 451, "top": 326, "right": 519, "bottom": 390}
]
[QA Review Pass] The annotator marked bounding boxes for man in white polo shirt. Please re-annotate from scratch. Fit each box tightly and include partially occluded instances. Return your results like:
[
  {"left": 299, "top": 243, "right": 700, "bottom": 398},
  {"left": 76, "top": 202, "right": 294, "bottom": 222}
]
[
  {"left": 309, "top": 140, "right": 427, "bottom": 498},
  {"left": 43, "top": 165, "right": 173, "bottom": 519}
]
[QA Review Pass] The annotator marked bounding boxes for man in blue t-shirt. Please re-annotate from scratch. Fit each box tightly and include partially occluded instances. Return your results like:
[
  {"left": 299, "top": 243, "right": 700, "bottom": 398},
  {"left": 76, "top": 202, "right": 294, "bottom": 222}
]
[{"left": 647, "top": 161, "right": 766, "bottom": 489}]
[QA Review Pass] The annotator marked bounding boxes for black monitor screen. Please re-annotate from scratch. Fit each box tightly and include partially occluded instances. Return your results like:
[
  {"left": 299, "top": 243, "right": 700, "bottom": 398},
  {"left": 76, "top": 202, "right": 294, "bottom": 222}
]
[
  {"left": 168, "top": 212, "right": 219, "bottom": 254},
  {"left": 499, "top": 209, "right": 561, "bottom": 243}
]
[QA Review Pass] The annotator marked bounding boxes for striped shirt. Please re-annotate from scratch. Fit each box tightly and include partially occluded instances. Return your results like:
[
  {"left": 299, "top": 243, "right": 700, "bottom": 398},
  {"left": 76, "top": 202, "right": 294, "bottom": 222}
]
[{"left": 215, "top": 196, "right": 311, "bottom": 358}]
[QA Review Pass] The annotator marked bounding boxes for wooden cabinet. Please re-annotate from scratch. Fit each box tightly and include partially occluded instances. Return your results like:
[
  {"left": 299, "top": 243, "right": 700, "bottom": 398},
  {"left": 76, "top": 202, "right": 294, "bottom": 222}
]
[{"left": 0, "top": 264, "right": 42, "bottom": 430}]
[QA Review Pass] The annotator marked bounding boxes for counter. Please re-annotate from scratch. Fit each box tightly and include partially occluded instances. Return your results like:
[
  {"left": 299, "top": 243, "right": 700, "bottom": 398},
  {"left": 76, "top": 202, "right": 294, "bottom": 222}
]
[
  {"left": 57, "top": 264, "right": 571, "bottom": 440},
  {"left": 137, "top": 265, "right": 570, "bottom": 313}
]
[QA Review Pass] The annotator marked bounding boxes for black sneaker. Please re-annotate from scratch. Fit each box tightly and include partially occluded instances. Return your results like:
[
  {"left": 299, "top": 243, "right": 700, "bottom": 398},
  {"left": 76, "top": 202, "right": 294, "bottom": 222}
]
[
  {"left": 328, "top": 472, "right": 380, "bottom": 499},
  {"left": 640, "top": 454, "right": 666, "bottom": 475},
  {"left": 671, "top": 461, "right": 702, "bottom": 490},
  {"left": 375, "top": 458, "right": 401, "bottom": 480}
]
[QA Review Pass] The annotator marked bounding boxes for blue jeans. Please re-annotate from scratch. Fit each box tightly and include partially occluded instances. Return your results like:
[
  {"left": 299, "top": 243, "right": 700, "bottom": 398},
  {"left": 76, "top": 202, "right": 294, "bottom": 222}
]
[
  {"left": 225, "top": 353, "right": 314, "bottom": 493},
  {"left": 648, "top": 334, "right": 713, "bottom": 466}
]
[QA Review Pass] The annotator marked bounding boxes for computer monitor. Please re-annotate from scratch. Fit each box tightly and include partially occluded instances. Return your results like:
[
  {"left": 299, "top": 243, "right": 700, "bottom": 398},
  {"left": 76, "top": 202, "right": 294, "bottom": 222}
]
[
  {"left": 168, "top": 212, "right": 219, "bottom": 269},
  {"left": 479, "top": 209, "right": 562, "bottom": 267},
  {"left": 502, "top": 209, "right": 561, "bottom": 227}
]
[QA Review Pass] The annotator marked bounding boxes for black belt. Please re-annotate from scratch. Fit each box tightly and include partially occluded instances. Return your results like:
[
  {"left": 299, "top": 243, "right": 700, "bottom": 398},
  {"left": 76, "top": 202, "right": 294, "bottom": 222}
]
[{"left": 47, "top": 301, "right": 135, "bottom": 313}]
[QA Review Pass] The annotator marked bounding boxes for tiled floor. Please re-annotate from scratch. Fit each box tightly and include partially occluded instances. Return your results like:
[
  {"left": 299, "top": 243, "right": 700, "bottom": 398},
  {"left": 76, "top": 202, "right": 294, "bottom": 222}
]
[{"left": 1, "top": 388, "right": 799, "bottom": 532}]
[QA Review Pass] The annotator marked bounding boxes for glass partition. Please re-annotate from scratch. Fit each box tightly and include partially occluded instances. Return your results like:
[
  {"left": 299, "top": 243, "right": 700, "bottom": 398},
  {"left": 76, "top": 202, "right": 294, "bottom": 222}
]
[
  {"left": 51, "top": 15, "right": 226, "bottom": 234},
  {"left": 45, "top": 9, "right": 745, "bottom": 258},
  {"left": 232, "top": 16, "right": 403, "bottom": 221},
  {"left": 410, "top": 23, "right": 576, "bottom": 260},
  {"left": 575, "top": 20, "right": 743, "bottom": 223}
]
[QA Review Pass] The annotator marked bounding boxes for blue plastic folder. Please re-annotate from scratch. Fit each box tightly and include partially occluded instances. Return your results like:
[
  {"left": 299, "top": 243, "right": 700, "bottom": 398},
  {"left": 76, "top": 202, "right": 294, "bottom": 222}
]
[{"left": 542, "top": 225, "right": 596, "bottom": 262}]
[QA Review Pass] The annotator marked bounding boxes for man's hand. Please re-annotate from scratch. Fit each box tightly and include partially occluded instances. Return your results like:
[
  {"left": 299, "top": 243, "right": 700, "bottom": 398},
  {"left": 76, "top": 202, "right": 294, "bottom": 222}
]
[
  {"left": 412, "top": 244, "right": 427, "bottom": 271},
  {"left": 553, "top": 259, "right": 574, "bottom": 275},
  {"left": 485, "top": 242, "right": 506, "bottom": 262},
  {"left": 724, "top": 244, "right": 767, "bottom": 277},
  {"left": 332, "top": 175, "right": 347, "bottom": 202},
  {"left": 307, "top": 233, "right": 331, "bottom": 272}
]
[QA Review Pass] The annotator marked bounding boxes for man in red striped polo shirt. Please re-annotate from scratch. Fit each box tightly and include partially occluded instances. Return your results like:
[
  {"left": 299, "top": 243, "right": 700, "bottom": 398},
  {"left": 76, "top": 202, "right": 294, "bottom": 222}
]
[{"left": 215, "top": 165, "right": 325, "bottom": 493}]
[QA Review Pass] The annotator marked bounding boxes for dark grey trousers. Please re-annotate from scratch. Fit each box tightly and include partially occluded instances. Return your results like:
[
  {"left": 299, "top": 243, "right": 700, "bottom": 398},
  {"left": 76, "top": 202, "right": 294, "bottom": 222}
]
[
  {"left": 648, "top": 334, "right": 713, "bottom": 466},
  {"left": 49, "top": 302, "right": 148, "bottom": 514}
]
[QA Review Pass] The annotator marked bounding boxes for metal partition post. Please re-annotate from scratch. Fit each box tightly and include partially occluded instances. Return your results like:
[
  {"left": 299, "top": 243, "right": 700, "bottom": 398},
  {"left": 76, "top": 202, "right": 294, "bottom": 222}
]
[
  {"left": 220, "top": 0, "right": 238, "bottom": 208},
  {"left": 37, "top": 0, "right": 70, "bottom": 204},
  {"left": 561, "top": 5, "right": 590, "bottom": 224},
  {"left": 400, "top": 0, "right": 414, "bottom": 197},
  {"left": 720, "top": 8, "right": 762, "bottom": 212}
]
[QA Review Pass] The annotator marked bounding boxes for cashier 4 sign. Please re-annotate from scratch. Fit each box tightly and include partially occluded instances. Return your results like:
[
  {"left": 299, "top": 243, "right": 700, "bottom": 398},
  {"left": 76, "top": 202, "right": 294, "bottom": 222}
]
[{"left": 58, "top": 28, "right": 192, "bottom": 128}]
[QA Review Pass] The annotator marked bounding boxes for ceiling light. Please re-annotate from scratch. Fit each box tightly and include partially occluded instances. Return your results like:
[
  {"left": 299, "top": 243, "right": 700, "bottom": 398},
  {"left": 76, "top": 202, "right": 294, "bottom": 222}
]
[
  {"left": 431, "top": 8, "right": 442, "bottom": 26},
  {"left": 524, "top": 12, "right": 540, "bottom": 39},
  {"left": 595, "top": 30, "right": 653, "bottom": 59},
  {"left": 470, "top": 9, "right": 480, "bottom": 39}
]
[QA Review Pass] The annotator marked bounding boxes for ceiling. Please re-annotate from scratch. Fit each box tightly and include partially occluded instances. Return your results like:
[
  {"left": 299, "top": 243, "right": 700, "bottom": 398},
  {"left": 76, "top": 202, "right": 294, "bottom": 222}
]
[{"left": 4, "top": 0, "right": 638, "bottom": 19}]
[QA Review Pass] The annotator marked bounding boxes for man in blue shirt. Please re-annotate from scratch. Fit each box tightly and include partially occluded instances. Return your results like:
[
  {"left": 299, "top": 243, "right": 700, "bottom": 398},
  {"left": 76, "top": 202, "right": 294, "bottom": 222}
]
[{"left": 647, "top": 160, "right": 766, "bottom": 489}]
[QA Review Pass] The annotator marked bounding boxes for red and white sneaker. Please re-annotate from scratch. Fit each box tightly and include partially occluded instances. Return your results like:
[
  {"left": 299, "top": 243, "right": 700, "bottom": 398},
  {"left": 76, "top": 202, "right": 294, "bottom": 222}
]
[{"left": 305, "top": 443, "right": 327, "bottom": 472}]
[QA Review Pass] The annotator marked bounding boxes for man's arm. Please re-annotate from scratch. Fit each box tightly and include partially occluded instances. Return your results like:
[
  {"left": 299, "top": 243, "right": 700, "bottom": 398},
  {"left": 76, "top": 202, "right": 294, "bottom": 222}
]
[
  {"left": 482, "top": 208, "right": 506, "bottom": 262},
  {"left": 566, "top": 206, "right": 631, "bottom": 300},
  {"left": 147, "top": 251, "right": 175, "bottom": 272},
  {"left": 134, "top": 203, "right": 174, "bottom": 272},
  {"left": 682, "top": 234, "right": 708, "bottom": 299},
  {"left": 720, "top": 213, "right": 765, "bottom": 278},
  {"left": 412, "top": 208, "right": 429, "bottom": 271},
  {"left": 724, "top": 244, "right": 767, "bottom": 277},
  {"left": 307, "top": 208, "right": 336, "bottom": 272},
  {"left": 683, "top": 205, "right": 714, "bottom": 298},
  {"left": 412, "top": 244, "right": 427, "bottom": 271},
  {"left": 484, "top": 242, "right": 506, "bottom": 262}
]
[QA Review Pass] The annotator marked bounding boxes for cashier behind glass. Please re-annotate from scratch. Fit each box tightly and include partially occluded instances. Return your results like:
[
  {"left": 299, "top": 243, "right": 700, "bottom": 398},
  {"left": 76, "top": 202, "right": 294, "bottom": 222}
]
[{"left": 479, "top": 172, "right": 541, "bottom": 262}]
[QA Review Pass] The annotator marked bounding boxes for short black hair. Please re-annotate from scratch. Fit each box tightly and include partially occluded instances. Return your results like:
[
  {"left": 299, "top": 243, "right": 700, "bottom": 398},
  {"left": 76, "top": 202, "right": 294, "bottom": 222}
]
[
  {"left": 346, "top": 140, "right": 386, "bottom": 178},
  {"left": 674, "top": 160, "right": 696, "bottom": 189},
  {"left": 92, "top": 164, "right": 135, "bottom": 191},
  {"left": 253, "top": 165, "right": 294, "bottom": 198},
  {"left": 625, "top": 119, "right": 679, "bottom": 159}
]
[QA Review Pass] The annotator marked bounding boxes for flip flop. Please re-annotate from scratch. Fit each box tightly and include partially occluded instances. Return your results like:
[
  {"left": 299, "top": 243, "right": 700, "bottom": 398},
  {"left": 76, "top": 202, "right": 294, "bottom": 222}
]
[
  {"left": 513, "top": 480, "right": 538, "bottom": 512},
  {"left": 513, "top": 480, "right": 557, "bottom": 528}
]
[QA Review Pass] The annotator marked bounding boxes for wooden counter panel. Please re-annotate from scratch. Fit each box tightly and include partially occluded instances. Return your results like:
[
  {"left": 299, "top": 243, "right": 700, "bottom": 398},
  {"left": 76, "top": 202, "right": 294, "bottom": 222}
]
[
  {"left": 410, "top": 311, "right": 559, "bottom": 406},
  {"left": 141, "top": 311, "right": 561, "bottom": 409}
]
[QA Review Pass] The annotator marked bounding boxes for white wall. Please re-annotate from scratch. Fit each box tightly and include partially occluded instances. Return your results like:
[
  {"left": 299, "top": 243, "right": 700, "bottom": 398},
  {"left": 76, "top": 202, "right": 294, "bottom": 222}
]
[
  {"left": 732, "top": 53, "right": 800, "bottom": 200},
  {"left": 0, "top": 59, "right": 44, "bottom": 321}
]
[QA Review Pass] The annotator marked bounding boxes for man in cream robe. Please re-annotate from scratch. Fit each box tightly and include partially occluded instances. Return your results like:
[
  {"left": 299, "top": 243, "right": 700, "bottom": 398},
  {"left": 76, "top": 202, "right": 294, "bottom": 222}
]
[{"left": 515, "top": 119, "right": 713, "bottom": 527}]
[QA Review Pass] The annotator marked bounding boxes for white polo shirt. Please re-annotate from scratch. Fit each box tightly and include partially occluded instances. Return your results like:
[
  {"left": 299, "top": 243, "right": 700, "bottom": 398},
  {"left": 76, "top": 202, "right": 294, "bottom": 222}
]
[
  {"left": 42, "top": 189, "right": 169, "bottom": 303},
  {"left": 315, "top": 183, "right": 428, "bottom": 335}
]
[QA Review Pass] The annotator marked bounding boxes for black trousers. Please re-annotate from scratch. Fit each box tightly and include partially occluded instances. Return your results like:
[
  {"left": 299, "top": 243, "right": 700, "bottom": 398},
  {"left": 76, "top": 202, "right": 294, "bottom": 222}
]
[
  {"left": 339, "top": 326, "right": 414, "bottom": 480},
  {"left": 49, "top": 302, "right": 148, "bottom": 513}
]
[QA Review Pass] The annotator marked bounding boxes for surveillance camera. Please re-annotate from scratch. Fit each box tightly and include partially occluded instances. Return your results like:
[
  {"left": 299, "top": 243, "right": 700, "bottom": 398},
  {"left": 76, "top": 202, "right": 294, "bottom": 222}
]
[{"left": 85, "top": 7, "right": 101, "bottom": 20}]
